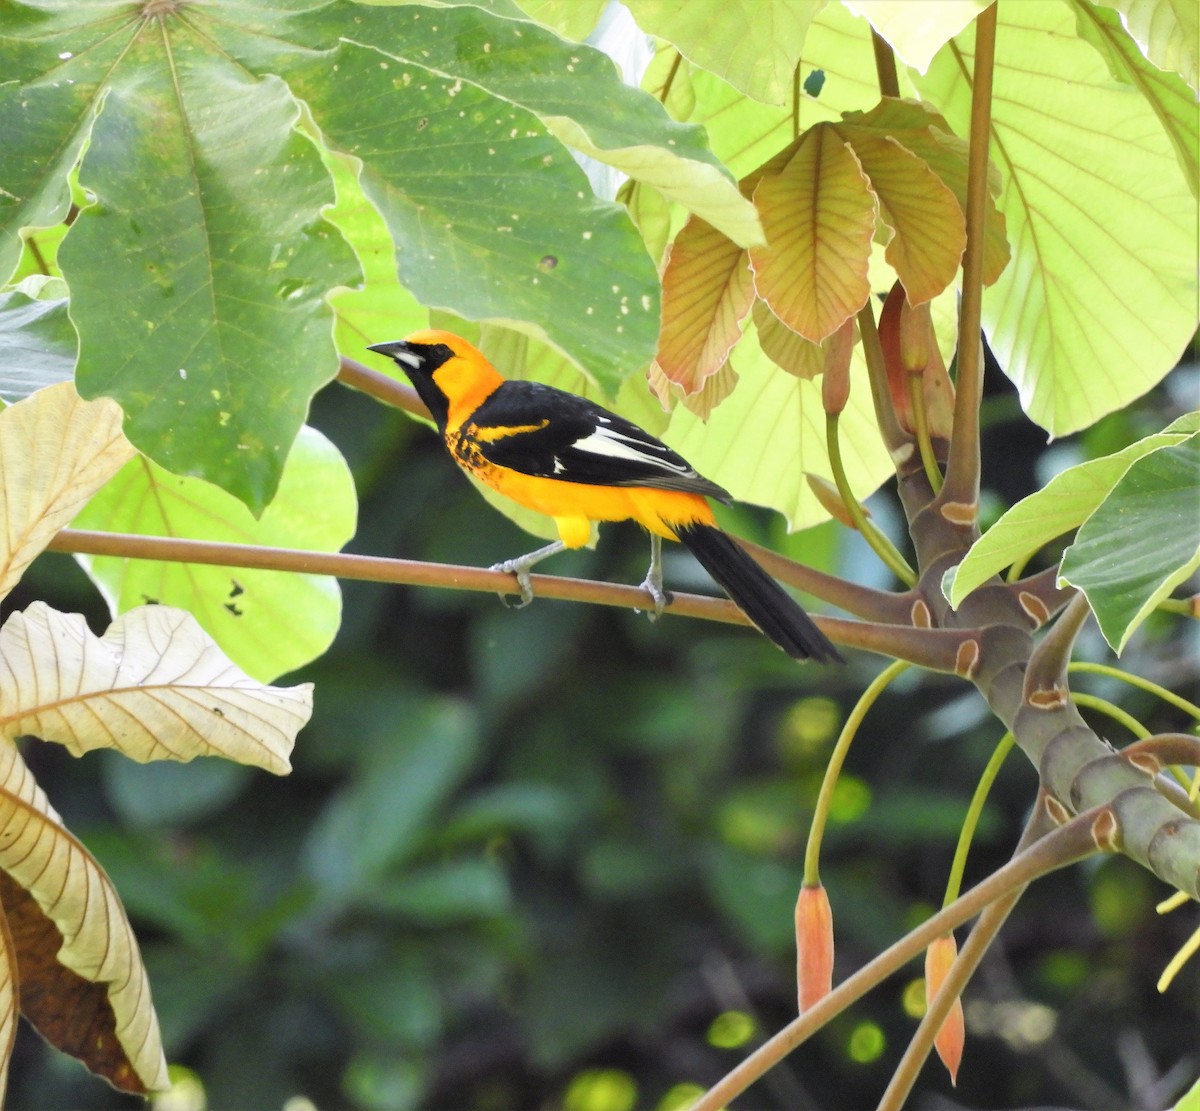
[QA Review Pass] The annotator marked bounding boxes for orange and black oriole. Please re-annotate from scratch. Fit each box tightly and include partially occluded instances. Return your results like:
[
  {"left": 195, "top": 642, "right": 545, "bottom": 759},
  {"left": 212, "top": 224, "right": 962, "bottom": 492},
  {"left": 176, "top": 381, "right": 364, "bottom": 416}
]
[{"left": 368, "top": 330, "right": 842, "bottom": 663}]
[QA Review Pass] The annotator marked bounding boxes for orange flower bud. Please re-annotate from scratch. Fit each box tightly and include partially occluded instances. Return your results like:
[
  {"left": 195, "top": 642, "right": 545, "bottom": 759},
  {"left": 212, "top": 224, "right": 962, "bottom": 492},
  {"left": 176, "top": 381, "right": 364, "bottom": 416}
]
[
  {"left": 795, "top": 883, "right": 834, "bottom": 1012},
  {"left": 925, "top": 933, "right": 965, "bottom": 1084}
]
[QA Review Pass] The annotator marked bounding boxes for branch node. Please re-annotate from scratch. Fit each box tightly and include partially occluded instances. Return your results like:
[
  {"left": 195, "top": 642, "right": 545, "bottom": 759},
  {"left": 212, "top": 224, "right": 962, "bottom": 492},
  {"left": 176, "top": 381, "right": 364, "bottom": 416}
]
[
  {"left": 1028, "top": 686, "right": 1070, "bottom": 710},
  {"left": 954, "top": 639, "right": 980, "bottom": 678},
  {"left": 940, "top": 500, "right": 978, "bottom": 526},
  {"left": 1018, "top": 590, "right": 1051, "bottom": 626},
  {"left": 1124, "top": 750, "right": 1163, "bottom": 778},
  {"left": 1043, "top": 794, "right": 1072, "bottom": 826},
  {"left": 1090, "top": 808, "right": 1122, "bottom": 853}
]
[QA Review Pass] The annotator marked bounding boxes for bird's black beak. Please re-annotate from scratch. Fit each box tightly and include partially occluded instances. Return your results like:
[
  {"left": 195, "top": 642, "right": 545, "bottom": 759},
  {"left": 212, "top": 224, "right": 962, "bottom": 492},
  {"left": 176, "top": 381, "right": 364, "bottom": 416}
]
[
  {"left": 367, "top": 340, "right": 406, "bottom": 357},
  {"left": 367, "top": 340, "right": 423, "bottom": 371}
]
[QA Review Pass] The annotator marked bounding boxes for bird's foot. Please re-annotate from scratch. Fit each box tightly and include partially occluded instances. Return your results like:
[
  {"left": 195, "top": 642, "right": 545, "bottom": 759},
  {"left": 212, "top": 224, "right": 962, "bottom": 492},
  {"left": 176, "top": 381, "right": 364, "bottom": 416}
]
[
  {"left": 488, "top": 541, "right": 565, "bottom": 609},
  {"left": 490, "top": 557, "right": 535, "bottom": 609},
  {"left": 637, "top": 572, "right": 672, "bottom": 622}
]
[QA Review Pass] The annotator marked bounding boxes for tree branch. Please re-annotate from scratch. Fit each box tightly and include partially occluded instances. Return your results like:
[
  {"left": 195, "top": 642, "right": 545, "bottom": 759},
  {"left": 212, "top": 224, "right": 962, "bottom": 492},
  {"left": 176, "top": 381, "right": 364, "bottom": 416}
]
[
  {"left": 937, "top": 2, "right": 998, "bottom": 516},
  {"left": 688, "top": 802, "right": 1107, "bottom": 1111}
]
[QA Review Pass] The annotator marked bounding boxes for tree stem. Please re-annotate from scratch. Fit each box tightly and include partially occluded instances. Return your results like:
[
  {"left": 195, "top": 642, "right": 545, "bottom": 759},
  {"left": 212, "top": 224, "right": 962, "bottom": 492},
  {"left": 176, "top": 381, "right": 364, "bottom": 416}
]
[{"left": 938, "top": 2, "right": 998, "bottom": 513}]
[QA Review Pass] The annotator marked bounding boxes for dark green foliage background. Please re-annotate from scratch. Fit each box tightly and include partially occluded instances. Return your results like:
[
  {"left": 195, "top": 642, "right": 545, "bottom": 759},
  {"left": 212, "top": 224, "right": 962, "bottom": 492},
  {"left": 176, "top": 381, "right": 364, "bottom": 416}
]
[{"left": 8, "top": 365, "right": 1197, "bottom": 1111}]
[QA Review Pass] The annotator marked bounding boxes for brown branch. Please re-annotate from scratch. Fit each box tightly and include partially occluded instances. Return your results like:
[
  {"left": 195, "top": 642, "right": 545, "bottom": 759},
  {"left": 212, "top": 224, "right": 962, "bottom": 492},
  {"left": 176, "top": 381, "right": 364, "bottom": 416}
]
[
  {"left": 1007, "top": 566, "right": 1077, "bottom": 628},
  {"left": 689, "top": 802, "right": 1107, "bottom": 1111},
  {"left": 870, "top": 30, "right": 901, "bottom": 98},
  {"left": 338, "top": 356, "right": 428, "bottom": 418},
  {"left": 937, "top": 3, "right": 998, "bottom": 515},
  {"left": 1023, "top": 591, "right": 1092, "bottom": 704},
  {"left": 737, "top": 538, "right": 918, "bottom": 625},
  {"left": 876, "top": 801, "right": 1055, "bottom": 1111}
]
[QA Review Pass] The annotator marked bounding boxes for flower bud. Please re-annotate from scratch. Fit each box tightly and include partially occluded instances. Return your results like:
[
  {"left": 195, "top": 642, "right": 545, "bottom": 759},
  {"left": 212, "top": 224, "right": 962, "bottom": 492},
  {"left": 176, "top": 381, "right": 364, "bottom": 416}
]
[
  {"left": 925, "top": 933, "right": 965, "bottom": 1084},
  {"left": 795, "top": 883, "right": 834, "bottom": 1012}
]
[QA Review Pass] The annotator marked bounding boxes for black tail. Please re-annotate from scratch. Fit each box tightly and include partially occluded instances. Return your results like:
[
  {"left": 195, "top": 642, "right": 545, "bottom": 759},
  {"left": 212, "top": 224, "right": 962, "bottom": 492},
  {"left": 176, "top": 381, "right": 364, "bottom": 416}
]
[{"left": 676, "top": 523, "right": 843, "bottom": 663}]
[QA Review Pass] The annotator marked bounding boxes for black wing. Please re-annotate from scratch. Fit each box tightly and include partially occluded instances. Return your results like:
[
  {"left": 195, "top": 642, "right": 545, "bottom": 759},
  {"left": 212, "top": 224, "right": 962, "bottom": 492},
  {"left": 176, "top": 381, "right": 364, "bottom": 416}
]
[{"left": 462, "top": 381, "right": 731, "bottom": 502}]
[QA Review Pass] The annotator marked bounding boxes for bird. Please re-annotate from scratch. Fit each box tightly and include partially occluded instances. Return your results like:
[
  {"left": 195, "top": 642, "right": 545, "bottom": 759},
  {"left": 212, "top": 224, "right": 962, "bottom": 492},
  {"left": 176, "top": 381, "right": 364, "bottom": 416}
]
[{"left": 367, "top": 330, "right": 842, "bottom": 663}]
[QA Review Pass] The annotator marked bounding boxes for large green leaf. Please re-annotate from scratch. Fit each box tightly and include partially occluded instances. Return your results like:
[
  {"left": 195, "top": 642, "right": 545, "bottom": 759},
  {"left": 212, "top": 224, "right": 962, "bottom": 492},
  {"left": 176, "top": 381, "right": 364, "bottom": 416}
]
[
  {"left": 915, "top": 1, "right": 1197, "bottom": 437},
  {"left": 842, "top": 0, "right": 992, "bottom": 72},
  {"left": 0, "top": 3, "right": 114, "bottom": 284},
  {"left": 310, "top": 3, "right": 762, "bottom": 246},
  {"left": 70, "top": 427, "right": 357, "bottom": 684},
  {"left": 1073, "top": 0, "right": 1199, "bottom": 196},
  {"left": 625, "top": 0, "right": 826, "bottom": 106},
  {"left": 200, "top": 1, "right": 748, "bottom": 389},
  {"left": 267, "top": 24, "right": 656, "bottom": 395},
  {"left": 1094, "top": 0, "right": 1199, "bottom": 89},
  {"left": 1059, "top": 433, "right": 1200, "bottom": 653},
  {"left": 61, "top": 29, "right": 359, "bottom": 512},
  {"left": 949, "top": 413, "right": 1200, "bottom": 605}
]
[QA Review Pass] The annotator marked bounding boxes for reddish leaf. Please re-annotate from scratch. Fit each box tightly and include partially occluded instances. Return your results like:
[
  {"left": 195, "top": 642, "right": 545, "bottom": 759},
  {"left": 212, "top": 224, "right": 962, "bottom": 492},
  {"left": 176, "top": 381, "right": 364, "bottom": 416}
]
[
  {"left": 836, "top": 130, "right": 965, "bottom": 305},
  {"left": 753, "top": 300, "right": 826, "bottom": 379},
  {"left": 839, "top": 98, "right": 1009, "bottom": 286},
  {"left": 750, "top": 125, "right": 875, "bottom": 343},
  {"left": 655, "top": 216, "right": 755, "bottom": 395}
]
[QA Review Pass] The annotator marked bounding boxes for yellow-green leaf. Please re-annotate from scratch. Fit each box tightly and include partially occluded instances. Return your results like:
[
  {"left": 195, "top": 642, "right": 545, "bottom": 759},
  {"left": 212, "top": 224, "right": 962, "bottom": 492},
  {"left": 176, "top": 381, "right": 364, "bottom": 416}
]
[
  {"left": 915, "top": 1, "right": 1197, "bottom": 436},
  {"left": 837, "top": 130, "right": 965, "bottom": 304},
  {"left": 71, "top": 427, "right": 356, "bottom": 684},
  {"left": 750, "top": 126, "right": 876, "bottom": 343},
  {"left": 626, "top": 0, "right": 826, "bottom": 106},
  {"left": 1074, "top": 0, "right": 1199, "bottom": 196},
  {"left": 0, "top": 381, "right": 134, "bottom": 602},
  {"left": 1095, "top": 0, "right": 1198, "bottom": 89},
  {"left": 0, "top": 602, "right": 310, "bottom": 773},
  {"left": 656, "top": 216, "right": 755, "bottom": 393},
  {"left": 843, "top": 0, "right": 993, "bottom": 72}
]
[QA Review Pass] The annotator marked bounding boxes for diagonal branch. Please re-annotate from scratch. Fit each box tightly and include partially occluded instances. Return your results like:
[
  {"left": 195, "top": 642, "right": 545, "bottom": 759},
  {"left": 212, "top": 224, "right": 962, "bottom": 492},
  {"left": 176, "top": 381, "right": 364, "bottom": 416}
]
[{"left": 688, "top": 801, "right": 1109, "bottom": 1111}]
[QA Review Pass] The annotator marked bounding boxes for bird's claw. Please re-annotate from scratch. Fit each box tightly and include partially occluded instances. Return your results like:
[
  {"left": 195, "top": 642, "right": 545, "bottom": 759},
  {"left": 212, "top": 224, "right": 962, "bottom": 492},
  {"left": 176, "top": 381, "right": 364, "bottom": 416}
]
[
  {"left": 490, "top": 559, "right": 535, "bottom": 609},
  {"left": 637, "top": 575, "right": 672, "bottom": 622}
]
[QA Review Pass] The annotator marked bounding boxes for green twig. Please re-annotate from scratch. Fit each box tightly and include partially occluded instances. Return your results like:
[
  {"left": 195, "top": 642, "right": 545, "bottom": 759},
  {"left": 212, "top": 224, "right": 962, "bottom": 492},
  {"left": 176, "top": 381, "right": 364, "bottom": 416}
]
[
  {"left": 826, "top": 412, "right": 917, "bottom": 586},
  {"left": 907, "top": 372, "right": 944, "bottom": 493},
  {"left": 943, "top": 731, "right": 1016, "bottom": 907},
  {"left": 804, "top": 660, "right": 911, "bottom": 884},
  {"left": 1069, "top": 662, "right": 1200, "bottom": 721}
]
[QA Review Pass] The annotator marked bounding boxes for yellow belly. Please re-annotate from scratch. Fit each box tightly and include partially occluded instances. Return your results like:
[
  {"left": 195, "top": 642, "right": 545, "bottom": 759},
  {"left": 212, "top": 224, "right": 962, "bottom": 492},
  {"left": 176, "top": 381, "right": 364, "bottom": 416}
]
[{"left": 462, "top": 456, "right": 715, "bottom": 548}]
